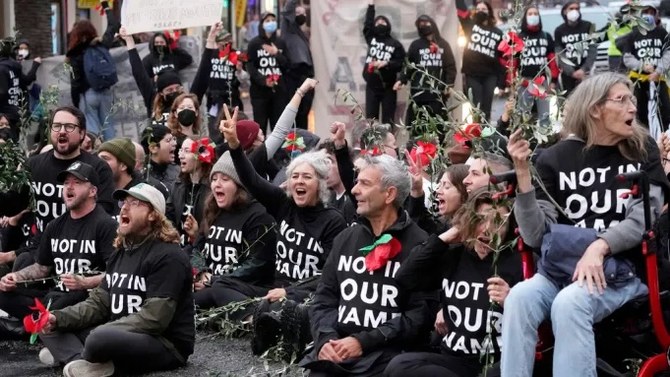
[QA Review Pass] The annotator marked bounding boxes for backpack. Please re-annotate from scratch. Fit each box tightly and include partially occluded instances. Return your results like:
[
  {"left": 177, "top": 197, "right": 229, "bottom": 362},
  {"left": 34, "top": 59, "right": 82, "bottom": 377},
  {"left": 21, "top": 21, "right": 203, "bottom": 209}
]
[{"left": 83, "top": 45, "right": 118, "bottom": 91}]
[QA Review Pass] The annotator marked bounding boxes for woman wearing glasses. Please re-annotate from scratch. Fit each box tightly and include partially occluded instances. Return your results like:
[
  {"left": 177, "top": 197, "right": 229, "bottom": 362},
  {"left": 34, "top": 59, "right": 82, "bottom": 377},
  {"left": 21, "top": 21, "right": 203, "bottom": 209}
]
[{"left": 501, "top": 73, "right": 669, "bottom": 376}]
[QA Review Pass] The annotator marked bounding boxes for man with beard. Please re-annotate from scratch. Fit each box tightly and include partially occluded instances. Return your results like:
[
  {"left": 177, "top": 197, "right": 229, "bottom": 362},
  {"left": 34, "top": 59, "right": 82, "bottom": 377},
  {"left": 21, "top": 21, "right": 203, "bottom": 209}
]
[
  {"left": 26, "top": 106, "right": 115, "bottom": 233},
  {"left": 363, "top": 0, "right": 406, "bottom": 125},
  {"left": 0, "top": 162, "right": 116, "bottom": 340},
  {"left": 39, "top": 183, "right": 194, "bottom": 376},
  {"left": 301, "top": 155, "right": 432, "bottom": 376}
]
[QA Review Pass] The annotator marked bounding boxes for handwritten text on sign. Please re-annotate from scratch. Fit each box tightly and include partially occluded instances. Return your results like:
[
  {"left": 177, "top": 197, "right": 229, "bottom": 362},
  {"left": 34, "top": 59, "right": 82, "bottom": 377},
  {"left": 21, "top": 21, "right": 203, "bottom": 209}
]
[{"left": 121, "top": 0, "right": 222, "bottom": 34}]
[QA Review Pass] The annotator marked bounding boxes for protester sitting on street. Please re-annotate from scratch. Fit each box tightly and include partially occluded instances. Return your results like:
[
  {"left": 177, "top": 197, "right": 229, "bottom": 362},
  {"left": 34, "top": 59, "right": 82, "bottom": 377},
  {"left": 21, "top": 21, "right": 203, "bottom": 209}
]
[
  {"left": 167, "top": 93, "right": 204, "bottom": 164},
  {"left": 189, "top": 151, "right": 276, "bottom": 311},
  {"left": 167, "top": 137, "right": 214, "bottom": 247},
  {"left": 39, "top": 183, "right": 194, "bottom": 377},
  {"left": 142, "top": 31, "right": 193, "bottom": 80},
  {"left": 220, "top": 105, "right": 347, "bottom": 356},
  {"left": 65, "top": 1, "right": 120, "bottom": 141},
  {"left": 386, "top": 188, "right": 522, "bottom": 377},
  {"left": 0, "top": 162, "right": 116, "bottom": 341},
  {"left": 301, "top": 154, "right": 433, "bottom": 376},
  {"left": 140, "top": 124, "right": 178, "bottom": 194},
  {"left": 119, "top": 23, "right": 220, "bottom": 128}
]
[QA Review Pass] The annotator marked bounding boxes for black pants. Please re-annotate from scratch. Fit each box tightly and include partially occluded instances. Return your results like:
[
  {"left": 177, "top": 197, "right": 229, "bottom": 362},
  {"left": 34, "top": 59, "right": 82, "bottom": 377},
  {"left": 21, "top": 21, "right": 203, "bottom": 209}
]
[
  {"left": 194, "top": 277, "right": 270, "bottom": 319},
  {"left": 366, "top": 86, "right": 397, "bottom": 125},
  {"left": 560, "top": 73, "right": 581, "bottom": 96},
  {"left": 285, "top": 64, "right": 315, "bottom": 130},
  {"left": 405, "top": 100, "right": 447, "bottom": 140},
  {"left": 251, "top": 90, "right": 288, "bottom": 132},
  {"left": 633, "top": 79, "right": 670, "bottom": 130},
  {"left": 41, "top": 325, "right": 184, "bottom": 373},
  {"left": 384, "top": 352, "right": 500, "bottom": 377},
  {"left": 465, "top": 74, "right": 497, "bottom": 121}
]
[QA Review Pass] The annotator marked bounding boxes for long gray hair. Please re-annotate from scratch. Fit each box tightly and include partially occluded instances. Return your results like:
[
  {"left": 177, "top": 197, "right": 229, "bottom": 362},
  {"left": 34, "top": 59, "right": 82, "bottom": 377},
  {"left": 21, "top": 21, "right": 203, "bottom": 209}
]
[
  {"left": 285, "top": 150, "right": 331, "bottom": 205},
  {"left": 561, "top": 72, "right": 649, "bottom": 161}
]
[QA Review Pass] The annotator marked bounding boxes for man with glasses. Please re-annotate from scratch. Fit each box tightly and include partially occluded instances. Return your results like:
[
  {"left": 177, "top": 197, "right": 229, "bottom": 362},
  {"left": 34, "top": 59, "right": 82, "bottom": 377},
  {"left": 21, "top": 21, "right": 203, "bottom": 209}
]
[
  {"left": 0, "top": 161, "right": 116, "bottom": 343},
  {"left": 26, "top": 106, "right": 115, "bottom": 232}
]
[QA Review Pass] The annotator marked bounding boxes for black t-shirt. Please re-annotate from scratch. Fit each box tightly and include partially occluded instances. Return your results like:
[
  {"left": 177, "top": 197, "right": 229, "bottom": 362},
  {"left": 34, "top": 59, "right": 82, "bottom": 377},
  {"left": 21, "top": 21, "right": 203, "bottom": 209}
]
[
  {"left": 202, "top": 201, "right": 275, "bottom": 278},
  {"left": 554, "top": 21, "right": 594, "bottom": 69},
  {"left": 37, "top": 206, "right": 116, "bottom": 292},
  {"left": 102, "top": 239, "right": 195, "bottom": 357},
  {"left": 519, "top": 30, "right": 555, "bottom": 78},
  {"left": 26, "top": 150, "right": 115, "bottom": 232},
  {"left": 623, "top": 27, "right": 670, "bottom": 69},
  {"left": 462, "top": 24, "right": 503, "bottom": 76},
  {"left": 207, "top": 54, "right": 241, "bottom": 108}
]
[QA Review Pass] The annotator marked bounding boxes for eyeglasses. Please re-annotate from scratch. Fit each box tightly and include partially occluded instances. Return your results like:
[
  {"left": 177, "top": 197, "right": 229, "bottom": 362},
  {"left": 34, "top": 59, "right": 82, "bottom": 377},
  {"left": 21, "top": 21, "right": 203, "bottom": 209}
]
[
  {"left": 51, "top": 123, "right": 80, "bottom": 133},
  {"left": 118, "top": 198, "right": 148, "bottom": 209},
  {"left": 606, "top": 95, "right": 637, "bottom": 107}
]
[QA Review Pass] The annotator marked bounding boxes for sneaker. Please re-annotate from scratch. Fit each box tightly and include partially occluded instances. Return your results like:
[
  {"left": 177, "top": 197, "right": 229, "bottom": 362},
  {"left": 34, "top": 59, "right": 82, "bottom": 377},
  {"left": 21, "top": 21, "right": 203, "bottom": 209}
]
[
  {"left": 38, "top": 347, "right": 56, "bottom": 366},
  {"left": 280, "top": 300, "right": 311, "bottom": 361},
  {"left": 63, "top": 360, "right": 114, "bottom": 377},
  {"left": 251, "top": 299, "right": 281, "bottom": 355}
]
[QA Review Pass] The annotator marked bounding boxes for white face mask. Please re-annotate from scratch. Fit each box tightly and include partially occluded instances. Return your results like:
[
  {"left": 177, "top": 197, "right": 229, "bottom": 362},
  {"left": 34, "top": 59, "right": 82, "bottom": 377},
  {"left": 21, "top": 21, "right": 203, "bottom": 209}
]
[
  {"left": 527, "top": 15, "right": 540, "bottom": 26},
  {"left": 17, "top": 49, "right": 29, "bottom": 58},
  {"left": 566, "top": 9, "right": 580, "bottom": 22}
]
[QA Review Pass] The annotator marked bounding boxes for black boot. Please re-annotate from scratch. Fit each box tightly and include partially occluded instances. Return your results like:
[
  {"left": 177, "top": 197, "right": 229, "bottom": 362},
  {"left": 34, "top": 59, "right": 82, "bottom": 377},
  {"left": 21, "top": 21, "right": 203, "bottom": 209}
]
[
  {"left": 280, "top": 299, "right": 311, "bottom": 361},
  {"left": 0, "top": 317, "right": 27, "bottom": 340},
  {"left": 251, "top": 299, "right": 281, "bottom": 356}
]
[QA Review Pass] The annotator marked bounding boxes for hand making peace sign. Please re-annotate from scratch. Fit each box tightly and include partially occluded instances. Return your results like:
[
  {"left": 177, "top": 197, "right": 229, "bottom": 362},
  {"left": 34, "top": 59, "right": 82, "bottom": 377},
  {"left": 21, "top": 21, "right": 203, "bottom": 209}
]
[{"left": 218, "top": 104, "right": 240, "bottom": 150}]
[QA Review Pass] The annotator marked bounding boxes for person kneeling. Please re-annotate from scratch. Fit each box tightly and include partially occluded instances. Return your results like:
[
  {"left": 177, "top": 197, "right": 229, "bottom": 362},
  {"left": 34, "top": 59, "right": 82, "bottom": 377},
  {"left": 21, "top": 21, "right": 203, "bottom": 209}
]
[{"left": 39, "top": 183, "right": 195, "bottom": 377}]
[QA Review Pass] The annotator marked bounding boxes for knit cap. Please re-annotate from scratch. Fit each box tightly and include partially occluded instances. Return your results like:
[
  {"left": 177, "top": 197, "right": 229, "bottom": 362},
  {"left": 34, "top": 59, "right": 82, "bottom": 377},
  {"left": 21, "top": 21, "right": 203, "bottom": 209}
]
[
  {"left": 156, "top": 70, "right": 182, "bottom": 92},
  {"left": 236, "top": 120, "right": 260, "bottom": 151},
  {"left": 210, "top": 151, "right": 242, "bottom": 187},
  {"left": 99, "top": 137, "right": 136, "bottom": 170}
]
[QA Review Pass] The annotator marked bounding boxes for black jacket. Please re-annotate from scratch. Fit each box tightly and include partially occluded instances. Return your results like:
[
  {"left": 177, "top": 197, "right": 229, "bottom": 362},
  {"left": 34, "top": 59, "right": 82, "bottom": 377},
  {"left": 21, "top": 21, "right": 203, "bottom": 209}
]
[
  {"left": 65, "top": 6, "right": 120, "bottom": 107},
  {"left": 309, "top": 211, "right": 433, "bottom": 358},
  {"left": 246, "top": 30, "right": 290, "bottom": 98},
  {"left": 166, "top": 180, "right": 210, "bottom": 247},
  {"left": 399, "top": 24, "right": 457, "bottom": 104},
  {"left": 362, "top": 5, "right": 406, "bottom": 89},
  {"left": 142, "top": 32, "right": 194, "bottom": 78},
  {"left": 0, "top": 57, "right": 39, "bottom": 129}
]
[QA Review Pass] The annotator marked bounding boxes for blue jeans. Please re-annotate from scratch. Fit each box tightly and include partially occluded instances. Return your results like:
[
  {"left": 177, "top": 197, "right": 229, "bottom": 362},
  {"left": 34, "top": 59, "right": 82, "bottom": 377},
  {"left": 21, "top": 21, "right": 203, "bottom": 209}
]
[
  {"left": 517, "top": 82, "right": 550, "bottom": 127},
  {"left": 500, "top": 273, "right": 648, "bottom": 377},
  {"left": 80, "top": 88, "right": 115, "bottom": 140}
]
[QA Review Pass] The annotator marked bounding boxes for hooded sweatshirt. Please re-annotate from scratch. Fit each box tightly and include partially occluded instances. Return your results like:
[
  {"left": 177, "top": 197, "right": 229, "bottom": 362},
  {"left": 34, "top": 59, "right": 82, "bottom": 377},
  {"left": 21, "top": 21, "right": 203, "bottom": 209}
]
[
  {"left": 247, "top": 14, "right": 290, "bottom": 98},
  {"left": 141, "top": 32, "right": 194, "bottom": 78},
  {"left": 554, "top": 3, "right": 597, "bottom": 75},
  {"left": 362, "top": 5, "right": 406, "bottom": 90},
  {"left": 456, "top": 0, "right": 504, "bottom": 77},
  {"left": 281, "top": 0, "right": 313, "bottom": 70},
  {"left": 0, "top": 56, "right": 39, "bottom": 130},
  {"left": 399, "top": 16, "right": 457, "bottom": 104},
  {"left": 308, "top": 210, "right": 433, "bottom": 357},
  {"left": 206, "top": 43, "right": 242, "bottom": 111},
  {"left": 396, "top": 235, "right": 522, "bottom": 359},
  {"left": 516, "top": 14, "right": 560, "bottom": 80}
]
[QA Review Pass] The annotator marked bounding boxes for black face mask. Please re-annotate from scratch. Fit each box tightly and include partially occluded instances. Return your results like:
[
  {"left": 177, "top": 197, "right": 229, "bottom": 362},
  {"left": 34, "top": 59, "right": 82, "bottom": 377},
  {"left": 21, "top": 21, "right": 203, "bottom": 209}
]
[
  {"left": 418, "top": 24, "right": 433, "bottom": 37},
  {"left": 154, "top": 45, "right": 166, "bottom": 55},
  {"left": 475, "top": 11, "right": 489, "bottom": 24},
  {"left": 177, "top": 109, "right": 197, "bottom": 126},
  {"left": 295, "top": 14, "right": 307, "bottom": 26},
  {"left": 163, "top": 92, "right": 180, "bottom": 109},
  {"left": 374, "top": 24, "right": 390, "bottom": 36}
]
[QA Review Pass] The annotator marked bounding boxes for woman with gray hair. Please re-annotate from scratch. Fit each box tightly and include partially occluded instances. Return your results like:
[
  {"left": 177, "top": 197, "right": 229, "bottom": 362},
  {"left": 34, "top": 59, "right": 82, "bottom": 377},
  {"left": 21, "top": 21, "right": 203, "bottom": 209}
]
[
  {"left": 502, "top": 72, "right": 669, "bottom": 376},
  {"left": 219, "top": 105, "right": 347, "bottom": 355}
]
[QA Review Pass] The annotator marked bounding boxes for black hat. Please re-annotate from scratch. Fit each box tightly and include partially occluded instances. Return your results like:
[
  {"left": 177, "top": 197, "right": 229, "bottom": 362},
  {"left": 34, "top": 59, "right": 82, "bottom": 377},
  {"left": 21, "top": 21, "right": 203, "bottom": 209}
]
[
  {"left": 156, "top": 70, "right": 182, "bottom": 92},
  {"left": 56, "top": 161, "right": 100, "bottom": 187},
  {"left": 261, "top": 11, "right": 277, "bottom": 22}
]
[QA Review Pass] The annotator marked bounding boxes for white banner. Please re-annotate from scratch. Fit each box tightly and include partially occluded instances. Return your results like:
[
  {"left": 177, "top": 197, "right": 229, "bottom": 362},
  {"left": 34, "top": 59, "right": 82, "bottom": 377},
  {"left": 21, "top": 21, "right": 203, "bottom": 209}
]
[
  {"left": 311, "top": 0, "right": 461, "bottom": 138},
  {"left": 33, "top": 37, "right": 202, "bottom": 141},
  {"left": 121, "top": 0, "right": 222, "bottom": 34}
]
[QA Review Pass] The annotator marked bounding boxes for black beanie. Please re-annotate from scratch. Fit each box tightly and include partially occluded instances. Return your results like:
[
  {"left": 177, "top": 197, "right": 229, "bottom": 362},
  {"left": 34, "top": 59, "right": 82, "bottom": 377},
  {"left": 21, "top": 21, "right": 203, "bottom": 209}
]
[{"left": 156, "top": 70, "right": 181, "bottom": 92}]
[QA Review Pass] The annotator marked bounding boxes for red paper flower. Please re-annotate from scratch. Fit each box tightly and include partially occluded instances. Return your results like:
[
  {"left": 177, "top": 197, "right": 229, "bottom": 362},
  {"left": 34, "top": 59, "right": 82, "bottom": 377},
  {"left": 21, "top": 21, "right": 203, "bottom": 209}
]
[
  {"left": 527, "top": 76, "right": 548, "bottom": 99},
  {"left": 190, "top": 137, "right": 216, "bottom": 165},
  {"left": 429, "top": 42, "right": 439, "bottom": 54},
  {"left": 219, "top": 44, "right": 239, "bottom": 65},
  {"left": 360, "top": 234, "right": 402, "bottom": 272},
  {"left": 163, "top": 30, "right": 181, "bottom": 51},
  {"left": 94, "top": 0, "right": 113, "bottom": 16},
  {"left": 454, "top": 123, "right": 482, "bottom": 147},
  {"left": 23, "top": 298, "right": 50, "bottom": 344},
  {"left": 367, "top": 62, "right": 376, "bottom": 74},
  {"left": 360, "top": 147, "right": 382, "bottom": 156},
  {"left": 266, "top": 74, "right": 281, "bottom": 88},
  {"left": 498, "top": 31, "right": 525, "bottom": 57},
  {"left": 409, "top": 141, "right": 437, "bottom": 167},
  {"left": 282, "top": 132, "right": 306, "bottom": 153}
]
